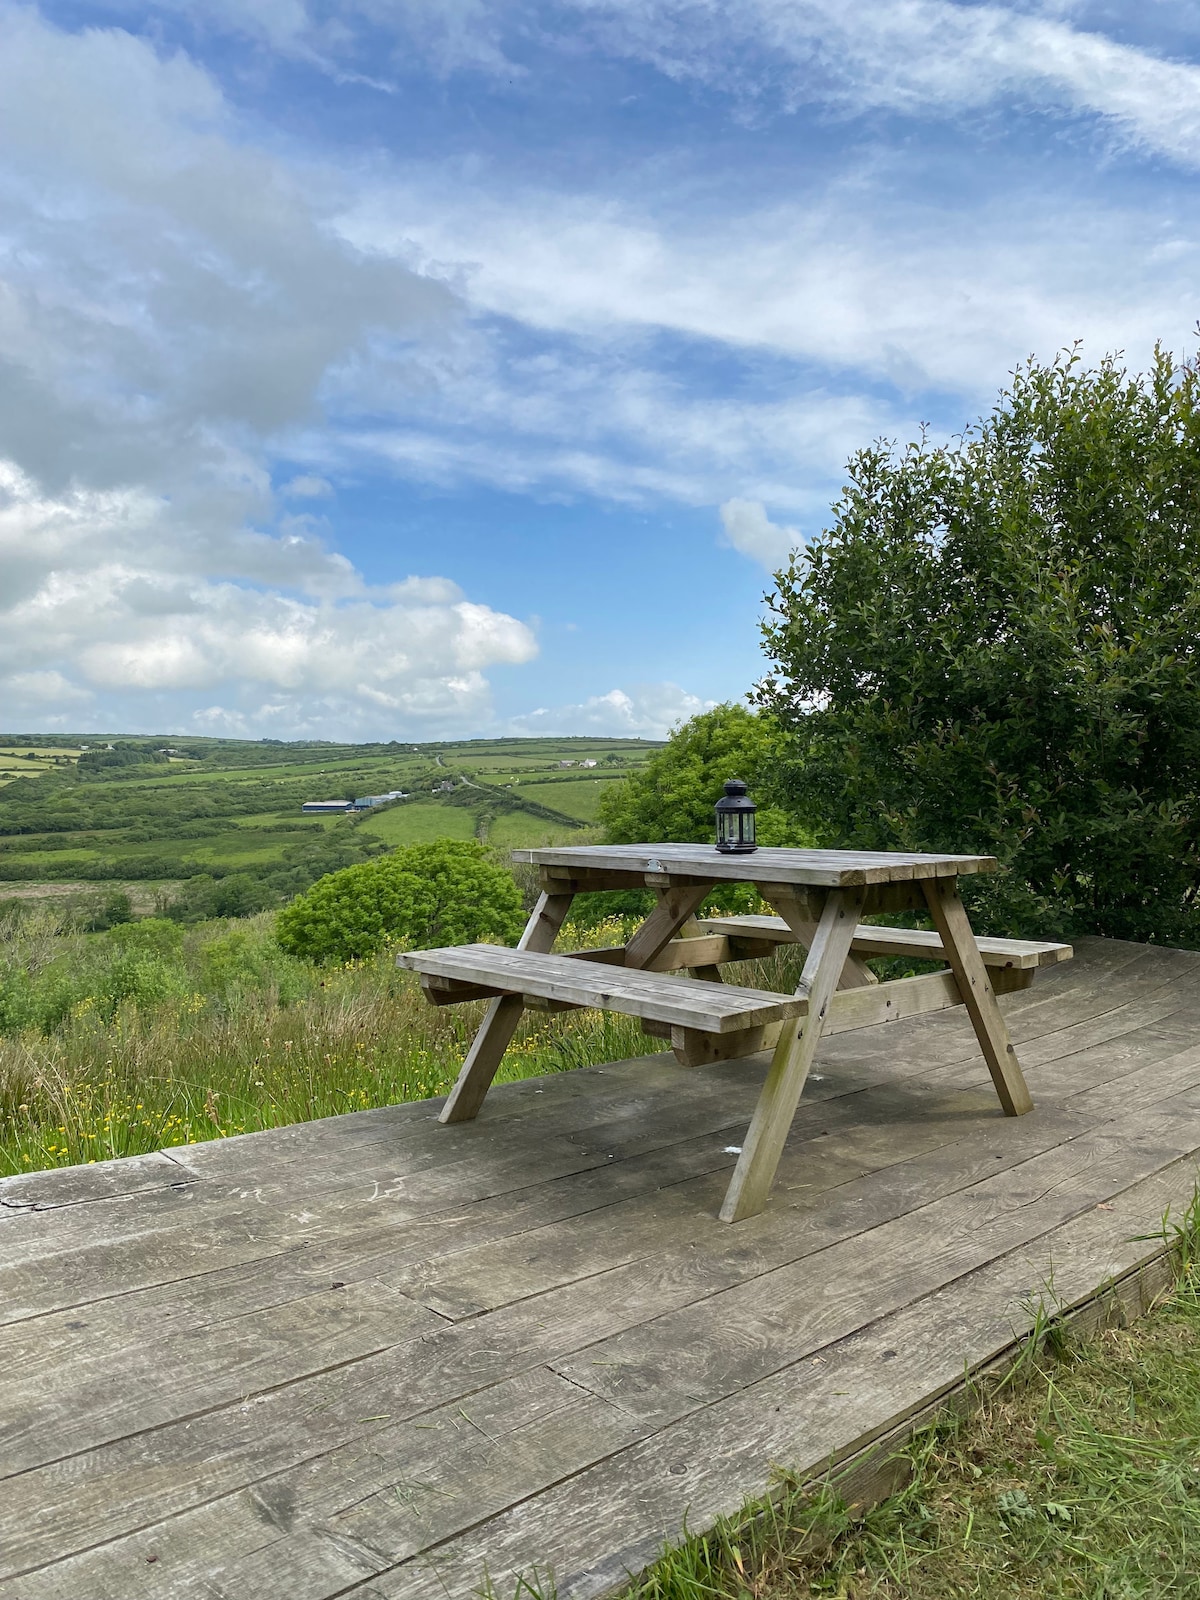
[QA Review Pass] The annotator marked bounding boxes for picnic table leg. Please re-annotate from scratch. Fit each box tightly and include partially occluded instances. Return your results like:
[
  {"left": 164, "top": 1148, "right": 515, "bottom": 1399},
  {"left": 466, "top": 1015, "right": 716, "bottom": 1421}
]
[
  {"left": 719, "top": 887, "right": 865, "bottom": 1223},
  {"left": 762, "top": 885, "right": 878, "bottom": 988},
  {"left": 922, "top": 878, "right": 1033, "bottom": 1117},
  {"left": 439, "top": 890, "right": 574, "bottom": 1124},
  {"left": 623, "top": 883, "right": 715, "bottom": 969}
]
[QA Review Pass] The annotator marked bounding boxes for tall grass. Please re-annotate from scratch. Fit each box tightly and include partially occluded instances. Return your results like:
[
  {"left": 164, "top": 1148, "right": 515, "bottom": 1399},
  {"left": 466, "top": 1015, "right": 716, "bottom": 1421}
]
[{"left": 0, "top": 907, "right": 671, "bottom": 1176}]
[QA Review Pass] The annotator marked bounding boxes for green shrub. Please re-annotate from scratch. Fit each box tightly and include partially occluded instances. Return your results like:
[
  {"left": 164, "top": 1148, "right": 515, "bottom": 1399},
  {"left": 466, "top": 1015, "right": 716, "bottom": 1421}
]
[
  {"left": 198, "top": 927, "right": 309, "bottom": 1004},
  {"left": 274, "top": 839, "right": 526, "bottom": 964},
  {"left": 161, "top": 872, "right": 274, "bottom": 923},
  {"left": 93, "top": 952, "right": 184, "bottom": 1020},
  {"left": 102, "top": 918, "right": 184, "bottom": 959}
]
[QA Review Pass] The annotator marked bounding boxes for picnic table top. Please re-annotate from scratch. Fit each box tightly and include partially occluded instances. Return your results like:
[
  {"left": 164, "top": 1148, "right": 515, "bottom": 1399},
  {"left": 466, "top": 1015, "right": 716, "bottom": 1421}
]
[{"left": 514, "top": 842, "right": 999, "bottom": 887}]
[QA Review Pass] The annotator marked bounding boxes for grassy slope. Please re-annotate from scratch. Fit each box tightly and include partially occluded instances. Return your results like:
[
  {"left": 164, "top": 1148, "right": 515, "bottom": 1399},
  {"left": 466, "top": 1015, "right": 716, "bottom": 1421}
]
[
  {"left": 0, "top": 736, "right": 658, "bottom": 883},
  {"left": 488, "top": 812, "right": 588, "bottom": 848},
  {"left": 357, "top": 803, "right": 479, "bottom": 845},
  {"left": 0, "top": 910, "right": 667, "bottom": 1175}
]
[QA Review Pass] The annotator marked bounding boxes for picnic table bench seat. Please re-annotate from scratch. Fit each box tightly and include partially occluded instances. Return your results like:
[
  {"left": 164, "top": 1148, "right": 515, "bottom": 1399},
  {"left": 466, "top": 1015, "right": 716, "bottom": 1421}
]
[
  {"left": 697, "top": 915, "right": 1073, "bottom": 971},
  {"left": 397, "top": 943, "right": 808, "bottom": 1033}
]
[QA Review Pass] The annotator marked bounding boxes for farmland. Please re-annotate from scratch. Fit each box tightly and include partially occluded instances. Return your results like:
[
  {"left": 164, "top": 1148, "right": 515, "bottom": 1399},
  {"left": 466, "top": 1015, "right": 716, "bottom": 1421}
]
[{"left": 0, "top": 734, "right": 657, "bottom": 903}]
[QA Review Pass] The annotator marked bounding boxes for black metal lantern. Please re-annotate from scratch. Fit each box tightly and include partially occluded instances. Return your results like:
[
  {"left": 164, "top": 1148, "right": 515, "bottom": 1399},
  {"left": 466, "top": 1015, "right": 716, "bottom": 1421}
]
[{"left": 715, "top": 778, "right": 757, "bottom": 853}]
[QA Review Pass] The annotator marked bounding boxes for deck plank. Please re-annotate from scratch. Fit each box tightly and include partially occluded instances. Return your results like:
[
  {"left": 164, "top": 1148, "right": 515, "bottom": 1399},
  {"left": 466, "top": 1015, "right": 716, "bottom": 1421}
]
[
  {"left": 379, "top": 1154, "right": 1200, "bottom": 1600},
  {"left": 3, "top": 938, "right": 1200, "bottom": 1600}
]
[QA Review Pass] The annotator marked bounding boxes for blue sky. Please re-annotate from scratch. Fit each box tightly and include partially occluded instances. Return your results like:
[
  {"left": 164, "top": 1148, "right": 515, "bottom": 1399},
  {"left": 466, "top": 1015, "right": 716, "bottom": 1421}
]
[{"left": 2, "top": 2, "right": 1199, "bottom": 740}]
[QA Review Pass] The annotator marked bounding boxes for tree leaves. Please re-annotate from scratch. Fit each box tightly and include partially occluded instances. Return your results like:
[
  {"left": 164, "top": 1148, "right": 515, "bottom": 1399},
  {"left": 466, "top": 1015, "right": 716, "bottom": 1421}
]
[{"left": 756, "top": 346, "right": 1200, "bottom": 942}]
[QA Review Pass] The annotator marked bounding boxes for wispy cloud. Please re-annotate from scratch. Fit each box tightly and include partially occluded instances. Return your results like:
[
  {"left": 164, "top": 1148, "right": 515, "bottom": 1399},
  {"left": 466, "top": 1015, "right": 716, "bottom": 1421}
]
[
  {"left": 571, "top": 0, "right": 1200, "bottom": 166},
  {"left": 3, "top": 1, "right": 1198, "bottom": 734}
]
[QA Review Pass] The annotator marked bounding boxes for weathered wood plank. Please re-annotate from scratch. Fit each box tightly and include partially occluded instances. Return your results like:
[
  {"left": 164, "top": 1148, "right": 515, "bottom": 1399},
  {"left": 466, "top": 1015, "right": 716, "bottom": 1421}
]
[
  {"left": 1, "top": 950, "right": 1155, "bottom": 1325},
  {"left": 720, "top": 888, "right": 867, "bottom": 1222},
  {"left": 14, "top": 1081, "right": 1043, "bottom": 1472},
  {"left": 0, "top": 1074, "right": 1092, "bottom": 1463},
  {"left": 6, "top": 938, "right": 1200, "bottom": 1600},
  {"left": 1, "top": 1369, "right": 645, "bottom": 1600},
  {"left": 379, "top": 1153, "right": 1200, "bottom": 1600},
  {"left": 380, "top": 1098, "right": 1047, "bottom": 1322},
  {"left": 0, "top": 1102, "right": 1093, "bottom": 1566},
  {"left": 3, "top": 947, "right": 1177, "bottom": 1322},
  {"left": 551, "top": 1109, "right": 1200, "bottom": 1425},
  {"left": 623, "top": 882, "right": 716, "bottom": 969},
  {"left": 699, "top": 914, "right": 1073, "bottom": 969},
  {"left": 0, "top": 1151, "right": 201, "bottom": 1213},
  {"left": 13, "top": 1099, "right": 1162, "bottom": 1598},
  {"left": 399, "top": 946, "right": 809, "bottom": 1033},
  {"left": 559, "top": 934, "right": 733, "bottom": 974},
  {"left": 760, "top": 885, "right": 879, "bottom": 988},
  {"left": 516, "top": 843, "right": 998, "bottom": 887},
  {"left": 922, "top": 877, "right": 1033, "bottom": 1116},
  {"left": 438, "top": 889, "right": 574, "bottom": 1124},
  {"left": 676, "top": 966, "right": 1034, "bottom": 1064}
]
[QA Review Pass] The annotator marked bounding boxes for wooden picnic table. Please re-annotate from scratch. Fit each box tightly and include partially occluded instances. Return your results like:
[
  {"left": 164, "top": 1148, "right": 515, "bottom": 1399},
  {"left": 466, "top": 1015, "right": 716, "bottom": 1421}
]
[{"left": 398, "top": 844, "right": 1071, "bottom": 1222}]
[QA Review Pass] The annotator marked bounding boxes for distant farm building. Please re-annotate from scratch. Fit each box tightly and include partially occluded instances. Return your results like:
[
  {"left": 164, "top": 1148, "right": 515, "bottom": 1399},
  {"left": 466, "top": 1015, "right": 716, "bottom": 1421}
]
[
  {"left": 557, "top": 760, "right": 576, "bottom": 768},
  {"left": 350, "top": 791, "right": 409, "bottom": 810},
  {"left": 303, "top": 791, "right": 408, "bottom": 815},
  {"left": 579, "top": 759, "right": 598, "bottom": 768}
]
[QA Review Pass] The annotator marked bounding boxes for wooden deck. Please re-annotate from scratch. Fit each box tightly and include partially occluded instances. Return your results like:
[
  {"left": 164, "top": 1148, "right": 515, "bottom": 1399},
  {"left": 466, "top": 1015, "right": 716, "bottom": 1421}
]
[{"left": 3, "top": 936, "right": 1200, "bottom": 1600}]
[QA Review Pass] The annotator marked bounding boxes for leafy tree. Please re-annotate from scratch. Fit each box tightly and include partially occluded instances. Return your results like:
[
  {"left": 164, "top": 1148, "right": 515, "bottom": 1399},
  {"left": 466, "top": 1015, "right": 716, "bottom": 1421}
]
[
  {"left": 756, "top": 347, "right": 1200, "bottom": 943},
  {"left": 274, "top": 839, "right": 525, "bottom": 963},
  {"left": 77, "top": 743, "right": 168, "bottom": 773},
  {"left": 581, "top": 704, "right": 810, "bottom": 922},
  {"left": 77, "top": 890, "right": 134, "bottom": 932},
  {"left": 597, "top": 703, "right": 806, "bottom": 848},
  {"left": 161, "top": 873, "right": 275, "bottom": 924}
]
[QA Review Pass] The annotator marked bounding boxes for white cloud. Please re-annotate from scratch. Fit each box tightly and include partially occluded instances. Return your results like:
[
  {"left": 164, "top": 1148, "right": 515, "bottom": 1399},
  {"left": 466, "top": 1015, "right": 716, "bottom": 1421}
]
[
  {"left": 0, "top": 8, "right": 550, "bottom": 738},
  {"left": 719, "top": 499, "right": 798, "bottom": 569},
  {"left": 132, "top": 0, "right": 519, "bottom": 81},
  {"left": 0, "top": 463, "right": 536, "bottom": 738},
  {"left": 572, "top": 0, "right": 1200, "bottom": 167},
  {"left": 4, "top": 2, "right": 1199, "bottom": 738},
  {"left": 281, "top": 475, "right": 334, "bottom": 499},
  {"left": 123, "top": 2, "right": 1200, "bottom": 169},
  {"left": 507, "top": 683, "right": 716, "bottom": 739},
  {"left": 0, "top": 4, "right": 452, "bottom": 513},
  {"left": 347, "top": 176, "right": 1200, "bottom": 405}
]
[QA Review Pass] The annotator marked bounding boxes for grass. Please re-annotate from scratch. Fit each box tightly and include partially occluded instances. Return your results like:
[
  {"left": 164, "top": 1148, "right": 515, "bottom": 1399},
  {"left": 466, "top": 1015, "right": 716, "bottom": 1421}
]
[
  {"left": 487, "top": 812, "right": 587, "bottom": 848},
  {"left": 357, "top": 803, "right": 480, "bottom": 846},
  {"left": 0, "top": 748, "right": 81, "bottom": 787},
  {"left": 0, "top": 904, "right": 807, "bottom": 1177},
  {"left": 0, "top": 908, "right": 673, "bottom": 1175},
  {"left": 483, "top": 1232, "right": 1200, "bottom": 1600},
  {"left": 513, "top": 776, "right": 618, "bottom": 822}
]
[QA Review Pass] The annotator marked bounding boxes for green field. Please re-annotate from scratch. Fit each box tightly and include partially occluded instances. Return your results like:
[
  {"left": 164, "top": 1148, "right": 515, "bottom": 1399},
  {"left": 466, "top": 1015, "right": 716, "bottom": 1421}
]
[
  {"left": 356, "top": 803, "right": 478, "bottom": 846},
  {"left": 0, "top": 734, "right": 658, "bottom": 898},
  {"left": 0, "top": 747, "right": 82, "bottom": 786},
  {"left": 513, "top": 775, "right": 618, "bottom": 821}
]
